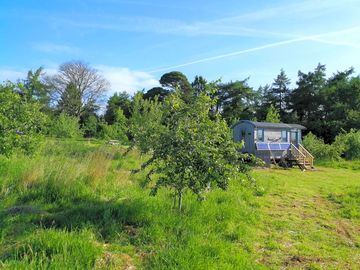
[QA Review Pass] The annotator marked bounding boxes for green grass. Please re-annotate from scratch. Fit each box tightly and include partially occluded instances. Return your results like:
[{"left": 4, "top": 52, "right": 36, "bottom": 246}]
[
  {"left": 253, "top": 168, "right": 360, "bottom": 269},
  {"left": 0, "top": 139, "right": 359, "bottom": 269}
]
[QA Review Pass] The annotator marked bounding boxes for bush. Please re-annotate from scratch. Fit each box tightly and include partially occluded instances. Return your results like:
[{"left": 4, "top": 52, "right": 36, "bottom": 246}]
[
  {"left": 334, "top": 130, "right": 360, "bottom": 160},
  {"left": 49, "top": 113, "right": 83, "bottom": 139},
  {"left": 0, "top": 84, "right": 46, "bottom": 156},
  {"left": 303, "top": 132, "right": 341, "bottom": 161}
]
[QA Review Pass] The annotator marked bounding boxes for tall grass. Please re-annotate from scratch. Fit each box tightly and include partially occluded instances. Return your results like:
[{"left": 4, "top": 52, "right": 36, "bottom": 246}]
[{"left": 0, "top": 139, "right": 262, "bottom": 269}]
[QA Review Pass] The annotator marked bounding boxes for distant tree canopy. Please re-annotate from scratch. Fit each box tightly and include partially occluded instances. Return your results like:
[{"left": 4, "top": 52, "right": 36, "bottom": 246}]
[
  {"left": 265, "top": 104, "right": 281, "bottom": 123},
  {"left": 217, "top": 79, "right": 258, "bottom": 125},
  {"left": 160, "top": 71, "right": 192, "bottom": 97},
  {"left": 143, "top": 87, "right": 170, "bottom": 102},
  {"left": 104, "top": 91, "right": 132, "bottom": 124},
  {"left": 47, "top": 61, "right": 109, "bottom": 117},
  {"left": 1, "top": 62, "right": 359, "bottom": 145}
]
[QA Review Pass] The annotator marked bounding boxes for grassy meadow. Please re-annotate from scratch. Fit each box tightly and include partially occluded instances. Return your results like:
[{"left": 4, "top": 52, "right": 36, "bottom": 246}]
[{"left": 0, "top": 139, "right": 359, "bottom": 269}]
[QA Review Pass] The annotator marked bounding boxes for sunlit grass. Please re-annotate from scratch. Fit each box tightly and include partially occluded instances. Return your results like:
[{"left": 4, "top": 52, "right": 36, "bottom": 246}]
[
  {"left": 0, "top": 140, "right": 359, "bottom": 269},
  {"left": 0, "top": 139, "right": 263, "bottom": 269}
]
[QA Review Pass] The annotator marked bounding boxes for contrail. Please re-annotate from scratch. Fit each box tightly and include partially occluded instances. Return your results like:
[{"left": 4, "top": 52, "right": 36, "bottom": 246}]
[{"left": 148, "top": 26, "right": 360, "bottom": 73}]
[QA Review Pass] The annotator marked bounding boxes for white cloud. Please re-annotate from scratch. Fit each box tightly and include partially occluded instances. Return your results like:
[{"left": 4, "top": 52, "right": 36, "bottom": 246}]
[
  {"left": 0, "top": 69, "right": 26, "bottom": 83},
  {"left": 95, "top": 65, "right": 159, "bottom": 95},
  {"left": 32, "top": 42, "right": 81, "bottom": 54},
  {"left": 42, "top": 0, "right": 359, "bottom": 38},
  {"left": 0, "top": 66, "right": 159, "bottom": 96}
]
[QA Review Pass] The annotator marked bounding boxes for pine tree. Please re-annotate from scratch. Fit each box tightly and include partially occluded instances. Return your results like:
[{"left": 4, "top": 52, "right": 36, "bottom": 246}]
[
  {"left": 265, "top": 104, "right": 281, "bottom": 123},
  {"left": 270, "top": 69, "right": 291, "bottom": 120}
]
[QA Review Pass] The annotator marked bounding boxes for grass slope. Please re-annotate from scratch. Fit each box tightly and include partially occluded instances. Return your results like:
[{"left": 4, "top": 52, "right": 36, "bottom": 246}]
[
  {"left": 254, "top": 168, "right": 360, "bottom": 269},
  {"left": 0, "top": 139, "right": 359, "bottom": 269}
]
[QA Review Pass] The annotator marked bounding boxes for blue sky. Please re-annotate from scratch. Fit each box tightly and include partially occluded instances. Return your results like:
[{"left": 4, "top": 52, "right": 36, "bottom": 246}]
[{"left": 1, "top": 0, "right": 360, "bottom": 95}]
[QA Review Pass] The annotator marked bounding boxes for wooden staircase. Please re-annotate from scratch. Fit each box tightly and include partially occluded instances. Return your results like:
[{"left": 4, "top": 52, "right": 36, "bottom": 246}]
[{"left": 289, "top": 144, "right": 314, "bottom": 171}]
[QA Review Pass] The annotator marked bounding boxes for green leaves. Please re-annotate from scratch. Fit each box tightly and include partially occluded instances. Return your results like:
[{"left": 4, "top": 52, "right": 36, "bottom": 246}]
[
  {"left": 135, "top": 89, "right": 255, "bottom": 210},
  {"left": 0, "top": 84, "right": 46, "bottom": 156}
]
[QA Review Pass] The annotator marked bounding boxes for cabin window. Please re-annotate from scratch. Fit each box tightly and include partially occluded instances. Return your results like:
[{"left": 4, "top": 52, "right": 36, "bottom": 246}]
[
  {"left": 281, "top": 130, "right": 288, "bottom": 142},
  {"left": 257, "top": 128, "right": 264, "bottom": 142}
]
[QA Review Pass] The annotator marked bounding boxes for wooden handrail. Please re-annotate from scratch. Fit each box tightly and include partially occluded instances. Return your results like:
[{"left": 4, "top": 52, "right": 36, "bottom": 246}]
[
  {"left": 298, "top": 144, "right": 314, "bottom": 168},
  {"left": 298, "top": 144, "right": 314, "bottom": 159},
  {"left": 290, "top": 143, "right": 305, "bottom": 159}
]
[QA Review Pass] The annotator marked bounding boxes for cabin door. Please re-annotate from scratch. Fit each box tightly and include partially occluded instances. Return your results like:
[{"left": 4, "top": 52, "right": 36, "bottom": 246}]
[{"left": 290, "top": 130, "right": 298, "bottom": 145}]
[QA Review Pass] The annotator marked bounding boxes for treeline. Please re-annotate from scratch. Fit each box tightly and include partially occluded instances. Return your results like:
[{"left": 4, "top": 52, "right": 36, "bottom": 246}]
[
  {"left": 105, "top": 63, "right": 360, "bottom": 144},
  {"left": 1, "top": 60, "right": 360, "bottom": 155}
]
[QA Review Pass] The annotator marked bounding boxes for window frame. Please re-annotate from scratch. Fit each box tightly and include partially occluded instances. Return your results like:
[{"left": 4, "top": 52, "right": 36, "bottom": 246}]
[
  {"left": 257, "top": 128, "right": 264, "bottom": 142},
  {"left": 281, "top": 129, "right": 288, "bottom": 142}
]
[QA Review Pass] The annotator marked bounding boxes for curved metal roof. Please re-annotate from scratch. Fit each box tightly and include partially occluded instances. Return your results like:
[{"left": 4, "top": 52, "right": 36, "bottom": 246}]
[{"left": 234, "top": 120, "right": 306, "bottom": 130}]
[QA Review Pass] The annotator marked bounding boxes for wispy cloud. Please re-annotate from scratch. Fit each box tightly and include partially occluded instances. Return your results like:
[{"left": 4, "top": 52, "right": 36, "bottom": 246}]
[
  {"left": 95, "top": 65, "right": 159, "bottom": 94},
  {"left": 0, "top": 69, "right": 26, "bottom": 82},
  {"left": 33, "top": 0, "right": 359, "bottom": 39},
  {"left": 0, "top": 65, "right": 159, "bottom": 95},
  {"left": 32, "top": 42, "right": 81, "bottom": 54},
  {"left": 147, "top": 26, "right": 360, "bottom": 73}
]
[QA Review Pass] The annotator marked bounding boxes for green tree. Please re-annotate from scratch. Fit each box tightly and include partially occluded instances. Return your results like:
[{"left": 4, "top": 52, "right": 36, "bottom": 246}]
[
  {"left": 265, "top": 104, "right": 281, "bottom": 123},
  {"left": 47, "top": 61, "right": 109, "bottom": 117},
  {"left": 18, "top": 67, "right": 51, "bottom": 111},
  {"left": 129, "top": 93, "right": 164, "bottom": 153},
  {"left": 111, "top": 108, "right": 129, "bottom": 143},
  {"left": 191, "top": 75, "right": 207, "bottom": 96},
  {"left": 50, "top": 113, "right": 83, "bottom": 138},
  {"left": 82, "top": 114, "right": 98, "bottom": 138},
  {"left": 143, "top": 87, "right": 170, "bottom": 102},
  {"left": 290, "top": 63, "right": 326, "bottom": 134},
  {"left": 104, "top": 91, "right": 132, "bottom": 124},
  {"left": 0, "top": 83, "right": 46, "bottom": 156},
  {"left": 217, "top": 79, "right": 258, "bottom": 124},
  {"left": 142, "top": 88, "right": 256, "bottom": 211},
  {"left": 57, "top": 82, "right": 82, "bottom": 117},
  {"left": 334, "top": 130, "right": 360, "bottom": 160},
  {"left": 160, "top": 71, "right": 193, "bottom": 97},
  {"left": 303, "top": 132, "right": 340, "bottom": 160},
  {"left": 320, "top": 68, "right": 360, "bottom": 142},
  {"left": 270, "top": 69, "right": 291, "bottom": 120}
]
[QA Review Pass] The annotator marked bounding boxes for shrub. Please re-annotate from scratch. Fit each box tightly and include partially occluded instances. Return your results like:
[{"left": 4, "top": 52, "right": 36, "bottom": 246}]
[
  {"left": 82, "top": 115, "right": 98, "bottom": 138},
  {"left": 302, "top": 132, "right": 340, "bottom": 161},
  {"left": 0, "top": 83, "right": 46, "bottom": 156},
  {"left": 334, "top": 130, "right": 360, "bottom": 160},
  {"left": 49, "top": 113, "right": 83, "bottom": 138}
]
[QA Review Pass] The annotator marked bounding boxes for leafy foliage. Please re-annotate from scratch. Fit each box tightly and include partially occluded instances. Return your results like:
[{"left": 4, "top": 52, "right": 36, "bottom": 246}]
[
  {"left": 98, "top": 109, "right": 128, "bottom": 143},
  {"left": 129, "top": 93, "right": 164, "bottom": 153},
  {"left": 49, "top": 113, "right": 83, "bottom": 139},
  {"left": 143, "top": 89, "right": 256, "bottom": 210},
  {"left": 57, "top": 82, "right": 82, "bottom": 117},
  {"left": 0, "top": 83, "right": 46, "bottom": 156},
  {"left": 334, "top": 130, "right": 360, "bottom": 160},
  {"left": 104, "top": 91, "right": 132, "bottom": 124},
  {"left": 270, "top": 69, "right": 291, "bottom": 119},
  {"left": 217, "top": 79, "right": 258, "bottom": 124},
  {"left": 143, "top": 87, "right": 170, "bottom": 102},
  {"left": 160, "top": 71, "right": 193, "bottom": 97},
  {"left": 82, "top": 114, "right": 98, "bottom": 138},
  {"left": 265, "top": 104, "right": 281, "bottom": 123},
  {"left": 303, "top": 132, "right": 341, "bottom": 161}
]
